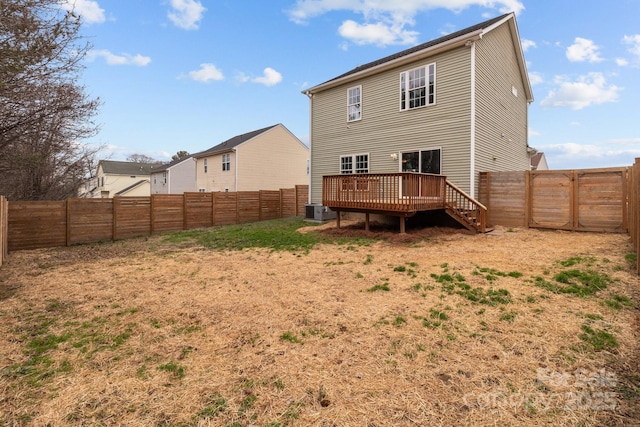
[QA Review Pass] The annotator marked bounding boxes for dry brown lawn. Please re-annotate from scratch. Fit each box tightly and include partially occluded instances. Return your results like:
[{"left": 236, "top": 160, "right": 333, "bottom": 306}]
[{"left": 0, "top": 220, "right": 638, "bottom": 426}]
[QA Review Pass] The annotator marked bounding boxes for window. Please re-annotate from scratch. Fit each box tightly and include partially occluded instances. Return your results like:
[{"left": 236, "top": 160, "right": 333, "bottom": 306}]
[
  {"left": 347, "top": 85, "right": 361, "bottom": 122},
  {"left": 340, "top": 153, "right": 368, "bottom": 174},
  {"left": 400, "top": 63, "right": 435, "bottom": 110},
  {"left": 401, "top": 148, "right": 441, "bottom": 174},
  {"left": 162, "top": 172, "right": 167, "bottom": 184},
  {"left": 222, "top": 153, "right": 230, "bottom": 171},
  {"left": 203, "top": 159, "right": 208, "bottom": 173}
]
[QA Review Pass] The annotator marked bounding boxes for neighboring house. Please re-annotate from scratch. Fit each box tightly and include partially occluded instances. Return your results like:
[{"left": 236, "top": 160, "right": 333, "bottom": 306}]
[
  {"left": 194, "top": 123, "right": 309, "bottom": 192},
  {"left": 150, "top": 156, "right": 197, "bottom": 194},
  {"left": 303, "top": 12, "right": 534, "bottom": 204},
  {"left": 94, "top": 160, "right": 154, "bottom": 198},
  {"left": 530, "top": 152, "right": 549, "bottom": 170}
]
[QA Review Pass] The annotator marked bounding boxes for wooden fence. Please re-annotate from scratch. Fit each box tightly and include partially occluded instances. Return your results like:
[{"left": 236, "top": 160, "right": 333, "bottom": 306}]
[
  {"left": 629, "top": 159, "right": 640, "bottom": 274},
  {"left": 7, "top": 185, "right": 308, "bottom": 252},
  {"left": 0, "top": 196, "right": 7, "bottom": 267},
  {"left": 479, "top": 168, "right": 629, "bottom": 233}
]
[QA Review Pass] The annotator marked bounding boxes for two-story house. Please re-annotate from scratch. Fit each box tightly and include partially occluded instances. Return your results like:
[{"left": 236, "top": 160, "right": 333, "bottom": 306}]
[
  {"left": 303, "top": 13, "right": 534, "bottom": 232},
  {"left": 94, "top": 160, "right": 154, "bottom": 198},
  {"left": 194, "top": 123, "right": 309, "bottom": 192}
]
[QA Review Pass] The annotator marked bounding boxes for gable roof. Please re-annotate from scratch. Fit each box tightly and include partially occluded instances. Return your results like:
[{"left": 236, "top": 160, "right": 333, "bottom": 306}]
[
  {"left": 194, "top": 124, "right": 280, "bottom": 158},
  {"left": 150, "top": 155, "right": 194, "bottom": 173},
  {"left": 115, "top": 179, "right": 149, "bottom": 196},
  {"left": 304, "top": 13, "right": 532, "bottom": 102},
  {"left": 99, "top": 160, "right": 155, "bottom": 176}
]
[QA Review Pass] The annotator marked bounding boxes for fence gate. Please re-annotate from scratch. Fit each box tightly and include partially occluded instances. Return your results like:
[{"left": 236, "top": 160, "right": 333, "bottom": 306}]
[{"left": 528, "top": 169, "right": 627, "bottom": 232}]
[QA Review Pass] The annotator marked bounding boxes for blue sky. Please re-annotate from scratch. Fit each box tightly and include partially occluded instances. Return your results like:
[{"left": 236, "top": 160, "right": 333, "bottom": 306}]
[{"left": 66, "top": 0, "right": 640, "bottom": 170}]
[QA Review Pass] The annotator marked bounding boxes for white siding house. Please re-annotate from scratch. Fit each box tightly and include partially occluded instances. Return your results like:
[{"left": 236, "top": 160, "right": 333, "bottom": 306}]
[{"left": 150, "top": 156, "right": 197, "bottom": 194}]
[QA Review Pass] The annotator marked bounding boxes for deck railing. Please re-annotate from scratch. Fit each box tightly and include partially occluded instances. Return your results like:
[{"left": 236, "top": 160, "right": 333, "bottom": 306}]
[
  {"left": 444, "top": 180, "right": 488, "bottom": 232},
  {"left": 322, "top": 173, "right": 447, "bottom": 213}
]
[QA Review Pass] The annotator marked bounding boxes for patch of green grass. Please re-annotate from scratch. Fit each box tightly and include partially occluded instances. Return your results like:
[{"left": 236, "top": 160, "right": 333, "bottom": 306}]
[
  {"left": 535, "top": 269, "right": 611, "bottom": 297},
  {"left": 499, "top": 311, "right": 517, "bottom": 322},
  {"left": 163, "top": 217, "right": 375, "bottom": 253},
  {"left": 239, "top": 394, "right": 257, "bottom": 415},
  {"left": 364, "top": 254, "right": 373, "bottom": 265},
  {"left": 624, "top": 253, "right": 637, "bottom": 266},
  {"left": 280, "top": 331, "right": 302, "bottom": 344},
  {"left": 392, "top": 316, "right": 406, "bottom": 327},
  {"left": 578, "top": 325, "right": 618, "bottom": 352},
  {"left": 558, "top": 256, "right": 595, "bottom": 267},
  {"left": 366, "top": 282, "right": 390, "bottom": 292},
  {"left": 429, "top": 308, "right": 449, "bottom": 321},
  {"left": 157, "top": 362, "right": 186, "bottom": 379},
  {"left": 198, "top": 392, "right": 227, "bottom": 419},
  {"left": 603, "top": 294, "right": 635, "bottom": 310}
]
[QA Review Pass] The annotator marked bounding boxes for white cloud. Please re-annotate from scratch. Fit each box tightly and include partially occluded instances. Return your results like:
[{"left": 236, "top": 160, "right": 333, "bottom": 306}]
[
  {"left": 521, "top": 38, "right": 536, "bottom": 52},
  {"left": 539, "top": 141, "right": 640, "bottom": 168},
  {"left": 88, "top": 49, "right": 151, "bottom": 66},
  {"left": 188, "top": 64, "right": 224, "bottom": 82},
  {"left": 528, "top": 71, "right": 543, "bottom": 85},
  {"left": 339, "top": 20, "right": 418, "bottom": 46},
  {"left": 252, "top": 68, "right": 283, "bottom": 86},
  {"left": 168, "top": 0, "right": 206, "bottom": 30},
  {"left": 61, "top": 0, "right": 105, "bottom": 24},
  {"left": 622, "top": 34, "right": 640, "bottom": 65},
  {"left": 616, "top": 58, "right": 629, "bottom": 67},
  {"left": 539, "top": 73, "right": 620, "bottom": 110},
  {"left": 287, "top": 0, "right": 524, "bottom": 46},
  {"left": 566, "top": 37, "right": 603, "bottom": 63}
]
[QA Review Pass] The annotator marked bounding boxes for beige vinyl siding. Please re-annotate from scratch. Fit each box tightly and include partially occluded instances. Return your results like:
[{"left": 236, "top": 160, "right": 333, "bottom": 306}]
[
  {"left": 236, "top": 125, "right": 309, "bottom": 191},
  {"left": 474, "top": 22, "right": 530, "bottom": 195},
  {"left": 310, "top": 46, "right": 473, "bottom": 203},
  {"left": 119, "top": 181, "right": 150, "bottom": 197},
  {"left": 196, "top": 153, "right": 236, "bottom": 192}
]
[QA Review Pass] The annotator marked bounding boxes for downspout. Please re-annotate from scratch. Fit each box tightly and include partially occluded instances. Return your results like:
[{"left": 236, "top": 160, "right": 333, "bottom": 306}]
[
  {"left": 304, "top": 91, "right": 313, "bottom": 204},
  {"left": 469, "top": 40, "right": 476, "bottom": 198}
]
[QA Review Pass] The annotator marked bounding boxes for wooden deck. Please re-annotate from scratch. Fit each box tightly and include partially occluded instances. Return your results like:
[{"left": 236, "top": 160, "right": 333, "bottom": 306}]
[{"left": 322, "top": 173, "right": 487, "bottom": 233}]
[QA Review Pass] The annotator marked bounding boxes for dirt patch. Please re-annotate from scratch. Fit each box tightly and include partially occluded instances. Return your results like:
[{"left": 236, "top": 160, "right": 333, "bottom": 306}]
[{"left": 0, "top": 223, "right": 638, "bottom": 426}]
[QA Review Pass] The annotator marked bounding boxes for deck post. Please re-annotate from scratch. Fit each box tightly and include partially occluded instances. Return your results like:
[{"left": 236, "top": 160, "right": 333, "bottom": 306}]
[
  {"left": 365, "top": 213, "right": 370, "bottom": 231},
  {"left": 399, "top": 216, "right": 406, "bottom": 234}
]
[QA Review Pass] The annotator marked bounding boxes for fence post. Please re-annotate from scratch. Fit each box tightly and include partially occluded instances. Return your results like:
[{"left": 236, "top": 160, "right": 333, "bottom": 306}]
[
  {"left": 66, "top": 199, "right": 71, "bottom": 246},
  {"left": 150, "top": 194, "right": 155, "bottom": 235},
  {"left": 524, "top": 170, "right": 531, "bottom": 228},
  {"left": 183, "top": 193, "right": 188, "bottom": 230},
  {"left": 112, "top": 197, "right": 118, "bottom": 241}
]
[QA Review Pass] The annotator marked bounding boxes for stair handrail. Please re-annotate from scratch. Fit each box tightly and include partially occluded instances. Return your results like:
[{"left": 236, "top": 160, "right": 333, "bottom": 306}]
[{"left": 444, "top": 180, "right": 488, "bottom": 232}]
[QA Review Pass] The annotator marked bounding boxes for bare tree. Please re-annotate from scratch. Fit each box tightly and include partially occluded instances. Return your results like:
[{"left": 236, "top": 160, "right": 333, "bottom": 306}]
[
  {"left": 0, "top": 0, "right": 102, "bottom": 200},
  {"left": 126, "top": 154, "right": 162, "bottom": 164}
]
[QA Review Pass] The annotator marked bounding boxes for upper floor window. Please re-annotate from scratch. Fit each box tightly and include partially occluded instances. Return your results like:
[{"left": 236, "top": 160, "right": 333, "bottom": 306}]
[
  {"left": 400, "top": 63, "right": 435, "bottom": 110},
  {"left": 162, "top": 171, "right": 167, "bottom": 184},
  {"left": 222, "top": 153, "right": 230, "bottom": 171},
  {"left": 340, "top": 153, "right": 369, "bottom": 174},
  {"left": 347, "top": 85, "right": 361, "bottom": 122},
  {"left": 204, "top": 158, "right": 208, "bottom": 173}
]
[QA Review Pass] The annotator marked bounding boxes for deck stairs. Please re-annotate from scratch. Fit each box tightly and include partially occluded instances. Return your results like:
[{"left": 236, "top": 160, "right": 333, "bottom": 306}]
[{"left": 443, "top": 180, "right": 491, "bottom": 233}]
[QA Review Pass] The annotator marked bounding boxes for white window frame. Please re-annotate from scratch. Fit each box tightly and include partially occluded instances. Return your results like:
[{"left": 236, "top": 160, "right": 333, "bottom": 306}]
[
  {"left": 203, "top": 158, "right": 208, "bottom": 173},
  {"left": 340, "top": 153, "right": 369, "bottom": 174},
  {"left": 222, "top": 153, "right": 230, "bottom": 171},
  {"left": 400, "top": 63, "right": 436, "bottom": 111},
  {"left": 347, "top": 85, "right": 362, "bottom": 122}
]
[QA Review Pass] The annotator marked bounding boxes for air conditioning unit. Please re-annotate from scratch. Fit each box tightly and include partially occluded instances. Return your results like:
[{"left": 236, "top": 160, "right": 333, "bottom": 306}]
[{"left": 305, "top": 204, "right": 336, "bottom": 221}]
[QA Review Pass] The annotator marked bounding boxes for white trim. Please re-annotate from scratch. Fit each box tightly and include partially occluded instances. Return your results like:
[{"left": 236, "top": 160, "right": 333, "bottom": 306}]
[
  {"left": 469, "top": 40, "right": 476, "bottom": 197},
  {"left": 340, "top": 153, "right": 369, "bottom": 174},
  {"left": 233, "top": 150, "right": 238, "bottom": 192},
  {"left": 399, "top": 63, "right": 436, "bottom": 111},
  {"left": 347, "top": 85, "right": 362, "bottom": 122}
]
